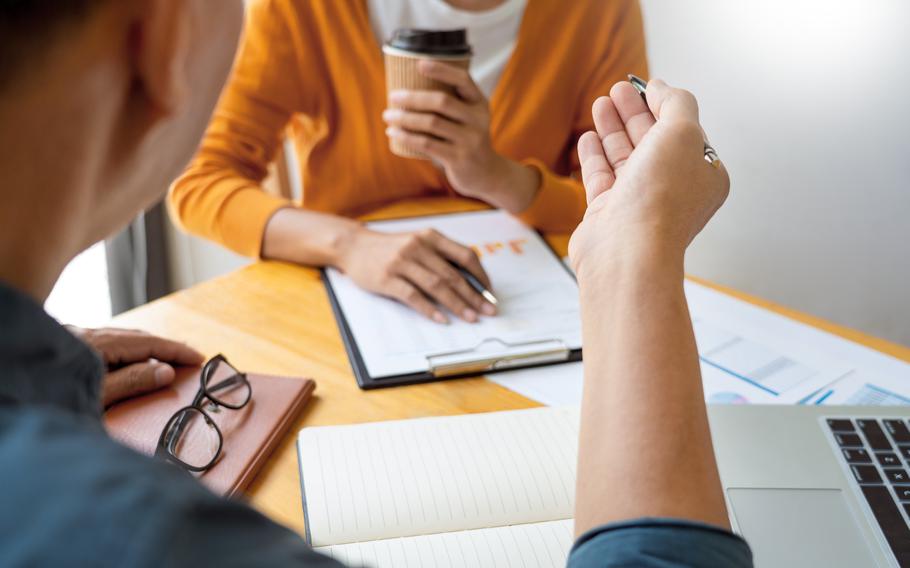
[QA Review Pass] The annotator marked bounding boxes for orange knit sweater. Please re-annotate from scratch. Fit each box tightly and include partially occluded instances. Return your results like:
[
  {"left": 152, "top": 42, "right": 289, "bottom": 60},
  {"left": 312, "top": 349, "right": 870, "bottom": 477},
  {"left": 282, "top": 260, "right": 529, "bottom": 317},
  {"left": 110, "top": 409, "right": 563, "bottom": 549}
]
[{"left": 169, "top": 0, "right": 648, "bottom": 258}]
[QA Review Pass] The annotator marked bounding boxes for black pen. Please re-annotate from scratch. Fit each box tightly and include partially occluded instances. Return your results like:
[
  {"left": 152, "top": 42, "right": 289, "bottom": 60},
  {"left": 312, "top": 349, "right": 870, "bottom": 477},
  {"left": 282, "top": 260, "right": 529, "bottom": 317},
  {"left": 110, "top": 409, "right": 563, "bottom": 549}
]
[{"left": 448, "top": 261, "right": 498, "bottom": 306}]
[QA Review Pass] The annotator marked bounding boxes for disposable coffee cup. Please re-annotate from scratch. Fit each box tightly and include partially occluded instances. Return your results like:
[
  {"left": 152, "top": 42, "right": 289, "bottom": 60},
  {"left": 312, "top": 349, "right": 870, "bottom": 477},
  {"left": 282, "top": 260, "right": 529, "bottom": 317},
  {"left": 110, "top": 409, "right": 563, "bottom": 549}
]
[{"left": 383, "top": 28, "right": 473, "bottom": 159}]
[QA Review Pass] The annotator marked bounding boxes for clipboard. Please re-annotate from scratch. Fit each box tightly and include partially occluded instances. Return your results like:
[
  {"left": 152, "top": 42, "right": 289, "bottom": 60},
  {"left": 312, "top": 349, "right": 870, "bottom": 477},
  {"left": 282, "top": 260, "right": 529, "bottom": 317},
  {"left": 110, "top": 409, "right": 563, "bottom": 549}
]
[{"left": 322, "top": 210, "right": 583, "bottom": 389}]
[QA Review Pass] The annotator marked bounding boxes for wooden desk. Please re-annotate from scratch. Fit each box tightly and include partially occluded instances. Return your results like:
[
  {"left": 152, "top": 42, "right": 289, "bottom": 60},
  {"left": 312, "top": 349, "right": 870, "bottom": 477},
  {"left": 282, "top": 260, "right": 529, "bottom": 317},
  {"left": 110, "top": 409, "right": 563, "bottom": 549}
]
[{"left": 113, "top": 197, "right": 910, "bottom": 535}]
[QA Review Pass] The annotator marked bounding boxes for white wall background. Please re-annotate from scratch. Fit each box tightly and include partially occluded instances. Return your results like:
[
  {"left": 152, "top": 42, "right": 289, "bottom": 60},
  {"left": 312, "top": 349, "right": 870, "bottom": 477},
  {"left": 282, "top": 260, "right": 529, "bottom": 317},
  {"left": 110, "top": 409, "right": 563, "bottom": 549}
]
[
  {"left": 168, "top": 0, "right": 909, "bottom": 345},
  {"left": 639, "top": 0, "right": 909, "bottom": 344}
]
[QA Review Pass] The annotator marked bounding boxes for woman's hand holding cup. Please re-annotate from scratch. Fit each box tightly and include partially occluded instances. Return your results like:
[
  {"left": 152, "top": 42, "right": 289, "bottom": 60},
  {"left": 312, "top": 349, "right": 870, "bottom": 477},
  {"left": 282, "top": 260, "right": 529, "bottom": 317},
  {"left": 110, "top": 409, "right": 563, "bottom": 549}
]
[
  {"left": 383, "top": 61, "right": 538, "bottom": 213},
  {"left": 381, "top": 28, "right": 540, "bottom": 214}
]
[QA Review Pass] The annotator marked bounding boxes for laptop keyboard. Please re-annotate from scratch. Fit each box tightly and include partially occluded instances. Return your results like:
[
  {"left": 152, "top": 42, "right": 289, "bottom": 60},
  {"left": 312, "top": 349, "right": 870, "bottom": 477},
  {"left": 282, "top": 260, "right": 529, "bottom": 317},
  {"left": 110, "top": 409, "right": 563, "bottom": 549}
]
[{"left": 828, "top": 418, "right": 910, "bottom": 565}]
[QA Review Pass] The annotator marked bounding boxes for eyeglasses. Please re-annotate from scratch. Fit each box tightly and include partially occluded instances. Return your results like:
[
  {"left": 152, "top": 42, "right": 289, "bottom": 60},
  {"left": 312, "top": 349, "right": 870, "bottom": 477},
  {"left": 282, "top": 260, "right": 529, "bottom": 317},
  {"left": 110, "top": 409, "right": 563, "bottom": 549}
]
[{"left": 155, "top": 354, "right": 252, "bottom": 473}]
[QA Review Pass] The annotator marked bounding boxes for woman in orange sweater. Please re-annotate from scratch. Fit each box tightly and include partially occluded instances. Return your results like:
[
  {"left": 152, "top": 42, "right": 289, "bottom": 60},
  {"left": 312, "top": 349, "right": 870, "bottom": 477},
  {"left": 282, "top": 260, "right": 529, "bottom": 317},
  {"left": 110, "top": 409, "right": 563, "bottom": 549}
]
[{"left": 170, "top": 0, "right": 647, "bottom": 323}]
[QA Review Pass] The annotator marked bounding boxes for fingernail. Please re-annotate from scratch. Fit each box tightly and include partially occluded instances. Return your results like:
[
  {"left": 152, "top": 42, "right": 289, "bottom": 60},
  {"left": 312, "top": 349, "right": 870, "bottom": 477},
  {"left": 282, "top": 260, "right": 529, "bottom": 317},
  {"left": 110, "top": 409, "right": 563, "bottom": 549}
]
[
  {"left": 385, "top": 127, "right": 399, "bottom": 137},
  {"left": 481, "top": 303, "right": 497, "bottom": 316},
  {"left": 382, "top": 109, "right": 397, "bottom": 121},
  {"left": 462, "top": 308, "right": 478, "bottom": 322},
  {"left": 389, "top": 90, "right": 406, "bottom": 102},
  {"left": 433, "top": 311, "right": 449, "bottom": 324},
  {"left": 154, "top": 365, "right": 174, "bottom": 387}
]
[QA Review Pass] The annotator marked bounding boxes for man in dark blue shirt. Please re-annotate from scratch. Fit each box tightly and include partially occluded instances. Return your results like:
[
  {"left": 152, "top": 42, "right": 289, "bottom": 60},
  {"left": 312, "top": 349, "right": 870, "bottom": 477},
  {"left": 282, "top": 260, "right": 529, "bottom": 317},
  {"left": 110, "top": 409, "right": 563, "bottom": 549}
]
[{"left": 0, "top": 1, "right": 751, "bottom": 566}]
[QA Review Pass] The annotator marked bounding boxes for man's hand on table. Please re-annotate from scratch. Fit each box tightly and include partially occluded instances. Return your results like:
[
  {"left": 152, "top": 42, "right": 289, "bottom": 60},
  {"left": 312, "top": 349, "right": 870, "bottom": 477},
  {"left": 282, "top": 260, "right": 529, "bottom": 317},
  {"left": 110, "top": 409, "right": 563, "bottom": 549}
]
[{"left": 68, "top": 327, "right": 205, "bottom": 407}]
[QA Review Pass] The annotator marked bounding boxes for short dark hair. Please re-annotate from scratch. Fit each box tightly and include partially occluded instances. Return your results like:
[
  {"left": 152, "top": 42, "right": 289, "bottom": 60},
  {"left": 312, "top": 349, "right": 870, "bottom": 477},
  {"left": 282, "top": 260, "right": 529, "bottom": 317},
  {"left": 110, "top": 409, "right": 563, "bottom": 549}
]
[{"left": 0, "top": 1, "right": 108, "bottom": 89}]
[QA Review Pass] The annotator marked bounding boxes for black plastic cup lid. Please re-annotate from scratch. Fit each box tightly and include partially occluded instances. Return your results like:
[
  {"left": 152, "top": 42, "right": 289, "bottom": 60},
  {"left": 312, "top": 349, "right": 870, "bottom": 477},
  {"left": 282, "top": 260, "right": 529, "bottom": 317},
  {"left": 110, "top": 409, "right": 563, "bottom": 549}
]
[{"left": 387, "top": 28, "right": 472, "bottom": 56}]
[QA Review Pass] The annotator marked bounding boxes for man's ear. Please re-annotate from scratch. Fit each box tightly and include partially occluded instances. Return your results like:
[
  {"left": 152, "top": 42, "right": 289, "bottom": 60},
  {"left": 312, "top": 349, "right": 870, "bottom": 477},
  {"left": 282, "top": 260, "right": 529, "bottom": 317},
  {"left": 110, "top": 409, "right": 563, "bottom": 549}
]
[{"left": 131, "top": 0, "right": 190, "bottom": 115}]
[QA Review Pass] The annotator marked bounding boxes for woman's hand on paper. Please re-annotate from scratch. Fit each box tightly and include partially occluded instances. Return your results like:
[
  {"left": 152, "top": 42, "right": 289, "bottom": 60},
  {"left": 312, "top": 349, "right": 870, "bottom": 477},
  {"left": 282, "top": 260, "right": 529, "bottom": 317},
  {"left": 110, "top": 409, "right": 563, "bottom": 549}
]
[
  {"left": 382, "top": 60, "right": 540, "bottom": 214},
  {"left": 569, "top": 79, "right": 730, "bottom": 277},
  {"left": 338, "top": 227, "right": 496, "bottom": 324},
  {"left": 68, "top": 327, "right": 205, "bottom": 407}
]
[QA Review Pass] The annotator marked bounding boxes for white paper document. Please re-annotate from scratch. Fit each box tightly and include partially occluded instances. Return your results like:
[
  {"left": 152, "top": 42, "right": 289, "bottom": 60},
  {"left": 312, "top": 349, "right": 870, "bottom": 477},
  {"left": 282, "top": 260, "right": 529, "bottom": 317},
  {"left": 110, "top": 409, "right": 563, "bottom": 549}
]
[
  {"left": 805, "top": 371, "right": 910, "bottom": 406},
  {"left": 489, "top": 279, "right": 887, "bottom": 407},
  {"left": 326, "top": 211, "right": 581, "bottom": 379},
  {"left": 686, "top": 281, "right": 910, "bottom": 406}
]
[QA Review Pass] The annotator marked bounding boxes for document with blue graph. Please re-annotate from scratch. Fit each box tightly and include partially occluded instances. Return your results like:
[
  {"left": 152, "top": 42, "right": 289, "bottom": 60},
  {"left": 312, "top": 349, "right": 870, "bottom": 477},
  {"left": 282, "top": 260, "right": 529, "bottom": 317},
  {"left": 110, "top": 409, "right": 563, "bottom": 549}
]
[
  {"left": 490, "top": 279, "right": 910, "bottom": 407},
  {"left": 684, "top": 281, "right": 910, "bottom": 406}
]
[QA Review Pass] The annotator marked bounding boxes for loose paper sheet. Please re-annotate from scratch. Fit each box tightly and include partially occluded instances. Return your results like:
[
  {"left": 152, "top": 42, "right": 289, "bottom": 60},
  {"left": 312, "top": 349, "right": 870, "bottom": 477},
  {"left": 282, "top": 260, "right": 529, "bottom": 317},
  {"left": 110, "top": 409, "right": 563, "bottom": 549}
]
[{"left": 490, "top": 279, "right": 866, "bottom": 407}]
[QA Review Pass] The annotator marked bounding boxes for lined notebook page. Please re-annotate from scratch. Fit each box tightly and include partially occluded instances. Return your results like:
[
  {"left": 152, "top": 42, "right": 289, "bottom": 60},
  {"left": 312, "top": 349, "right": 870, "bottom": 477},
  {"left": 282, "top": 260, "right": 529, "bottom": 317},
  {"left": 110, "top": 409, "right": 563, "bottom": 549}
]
[
  {"left": 317, "top": 519, "right": 574, "bottom": 568},
  {"left": 299, "top": 407, "right": 579, "bottom": 546}
]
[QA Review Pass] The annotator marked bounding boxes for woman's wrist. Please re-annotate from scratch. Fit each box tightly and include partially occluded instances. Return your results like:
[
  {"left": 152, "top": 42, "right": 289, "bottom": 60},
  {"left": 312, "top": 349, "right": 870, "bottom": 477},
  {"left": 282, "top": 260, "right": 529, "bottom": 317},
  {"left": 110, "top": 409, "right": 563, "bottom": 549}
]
[
  {"left": 334, "top": 224, "right": 371, "bottom": 273},
  {"left": 261, "top": 207, "right": 363, "bottom": 268},
  {"left": 475, "top": 156, "right": 541, "bottom": 214}
]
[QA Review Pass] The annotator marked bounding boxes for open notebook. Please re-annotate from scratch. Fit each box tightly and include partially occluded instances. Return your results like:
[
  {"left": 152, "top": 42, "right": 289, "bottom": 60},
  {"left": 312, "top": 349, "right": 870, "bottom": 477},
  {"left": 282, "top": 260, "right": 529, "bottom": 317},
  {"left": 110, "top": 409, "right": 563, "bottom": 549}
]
[{"left": 297, "top": 407, "right": 580, "bottom": 567}]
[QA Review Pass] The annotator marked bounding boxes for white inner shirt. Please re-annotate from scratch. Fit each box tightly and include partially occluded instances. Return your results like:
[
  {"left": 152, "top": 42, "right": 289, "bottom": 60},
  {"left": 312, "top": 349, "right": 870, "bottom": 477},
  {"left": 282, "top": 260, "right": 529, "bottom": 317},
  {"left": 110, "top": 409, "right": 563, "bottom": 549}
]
[{"left": 367, "top": 0, "right": 527, "bottom": 99}]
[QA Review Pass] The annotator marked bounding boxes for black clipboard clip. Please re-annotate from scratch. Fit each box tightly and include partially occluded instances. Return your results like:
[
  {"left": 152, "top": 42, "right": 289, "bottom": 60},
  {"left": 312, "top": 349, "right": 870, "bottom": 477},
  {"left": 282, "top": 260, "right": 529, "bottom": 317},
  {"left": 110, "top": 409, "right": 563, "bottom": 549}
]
[{"left": 425, "top": 338, "right": 571, "bottom": 378}]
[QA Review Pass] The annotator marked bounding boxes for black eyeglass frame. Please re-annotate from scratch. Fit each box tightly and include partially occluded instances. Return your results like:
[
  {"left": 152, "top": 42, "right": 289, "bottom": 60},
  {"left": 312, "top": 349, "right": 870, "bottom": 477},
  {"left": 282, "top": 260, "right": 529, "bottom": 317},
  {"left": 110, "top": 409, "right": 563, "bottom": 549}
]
[{"left": 154, "top": 354, "right": 252, "bottom": 473}]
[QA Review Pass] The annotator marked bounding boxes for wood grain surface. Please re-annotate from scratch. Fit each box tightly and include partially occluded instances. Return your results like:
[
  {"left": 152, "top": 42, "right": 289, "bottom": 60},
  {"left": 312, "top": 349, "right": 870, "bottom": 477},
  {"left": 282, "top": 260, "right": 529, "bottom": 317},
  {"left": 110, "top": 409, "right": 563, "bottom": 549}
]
[{"left": 113, "top": 197, "right": 910, "bottom": 535}]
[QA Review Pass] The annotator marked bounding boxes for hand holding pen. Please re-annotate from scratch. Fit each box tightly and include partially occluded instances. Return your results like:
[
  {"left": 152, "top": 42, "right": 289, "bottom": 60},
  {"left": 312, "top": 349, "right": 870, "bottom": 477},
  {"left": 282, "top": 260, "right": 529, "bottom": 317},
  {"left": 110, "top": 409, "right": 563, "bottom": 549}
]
[
  {"left": 448, "top": 260, "right": 499, "bottom": 308},
  {"left": 628, "top": 75, "right": 721, "bottom": 168},
  {"left": 339, "top": 227, "right": 497, "bottom": 324}
]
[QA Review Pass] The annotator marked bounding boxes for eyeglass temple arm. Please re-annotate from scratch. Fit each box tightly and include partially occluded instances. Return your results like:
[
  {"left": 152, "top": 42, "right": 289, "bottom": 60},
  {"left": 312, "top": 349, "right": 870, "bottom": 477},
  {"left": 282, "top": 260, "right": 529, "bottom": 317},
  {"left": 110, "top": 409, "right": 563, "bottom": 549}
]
[{"left": 206, "top": 373, "right": 247, "bottom": 394}]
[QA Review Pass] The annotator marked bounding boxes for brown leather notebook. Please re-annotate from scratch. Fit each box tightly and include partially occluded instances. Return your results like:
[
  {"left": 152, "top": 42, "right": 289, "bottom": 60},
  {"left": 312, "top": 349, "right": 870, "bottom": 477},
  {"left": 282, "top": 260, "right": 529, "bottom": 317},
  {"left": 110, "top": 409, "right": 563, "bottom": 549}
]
[{"left": 104, "top": 366, "right": 315, "bottom": 497}]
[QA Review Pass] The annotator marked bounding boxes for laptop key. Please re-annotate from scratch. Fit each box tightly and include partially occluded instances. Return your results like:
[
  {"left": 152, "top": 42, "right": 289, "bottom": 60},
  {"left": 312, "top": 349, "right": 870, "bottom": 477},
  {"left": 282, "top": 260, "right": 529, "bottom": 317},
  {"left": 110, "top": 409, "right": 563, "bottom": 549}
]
[
  {"left": 877, "top": 452, "right": 902, "bottom": 467},
  {"left": 843, "top": 448, "right": 872, "bottom": 463},
  {"left": 895, "top": 486, "right": 910, "bottom": 502},
  {"left": 857, "top": 419, "right": 894, "bottom": 451},
  {"left": 885, "top": 468, "right": 910, "bottom": 485},
  {"left": 900, "top": 446, "right": 910, "bottom": 461},
  {"left": 827, "top": 419, "right": 855, "bottom": 433},
  {"left": 835, "top": 433, "right": 864, "bottom": 447},
  {"left": 834, "top": 434, "right": 863, "bottom": 448},
  {"left": 884, "top": 419, "right": 910, "bottom": 444},
  {"left": 860, "top": 486, "right": 910, "bottom": 564},
  {"left": 852, "top": 465, "right": 883, "bottom": 484}
]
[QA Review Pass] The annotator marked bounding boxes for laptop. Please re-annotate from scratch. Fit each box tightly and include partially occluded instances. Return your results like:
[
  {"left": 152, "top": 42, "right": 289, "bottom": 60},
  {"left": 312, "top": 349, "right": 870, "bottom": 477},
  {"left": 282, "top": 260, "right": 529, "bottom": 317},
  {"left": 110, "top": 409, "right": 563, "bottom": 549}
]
[{"left": 710, "top": 404, "right": 910, "bottom": 567}]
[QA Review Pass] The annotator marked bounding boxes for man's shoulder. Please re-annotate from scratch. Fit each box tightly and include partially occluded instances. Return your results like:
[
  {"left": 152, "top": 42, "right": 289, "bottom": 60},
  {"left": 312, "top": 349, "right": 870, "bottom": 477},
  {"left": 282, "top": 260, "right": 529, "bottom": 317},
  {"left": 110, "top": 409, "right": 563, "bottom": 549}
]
[
  {"left": 0, "top": 406, "right": 340, "bottom": 567},
  {"left": 0, "top": 406, "right": 200, "bottom": 566}
]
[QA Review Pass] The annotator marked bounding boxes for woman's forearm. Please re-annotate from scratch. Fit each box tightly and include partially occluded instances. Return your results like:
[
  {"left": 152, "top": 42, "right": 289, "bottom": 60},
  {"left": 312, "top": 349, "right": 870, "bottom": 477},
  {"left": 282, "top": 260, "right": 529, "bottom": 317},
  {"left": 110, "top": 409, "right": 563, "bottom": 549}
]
[
  {"left": 260, "top": 207, "right": 362, "bottom": 268},
  {"left": 479, "top": 157, "right": 541, "bottom": 214},
  {"left": 574, "top": 243, "right": 729, "bottom": 536}
]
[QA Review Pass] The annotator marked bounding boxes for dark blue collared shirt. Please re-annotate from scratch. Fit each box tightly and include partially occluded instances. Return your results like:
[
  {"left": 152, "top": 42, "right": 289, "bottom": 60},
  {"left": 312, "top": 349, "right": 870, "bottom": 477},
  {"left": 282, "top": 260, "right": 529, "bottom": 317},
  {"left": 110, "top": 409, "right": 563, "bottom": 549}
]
[{"left": 0, "top": 281, "right": 751, "bottom": 567}]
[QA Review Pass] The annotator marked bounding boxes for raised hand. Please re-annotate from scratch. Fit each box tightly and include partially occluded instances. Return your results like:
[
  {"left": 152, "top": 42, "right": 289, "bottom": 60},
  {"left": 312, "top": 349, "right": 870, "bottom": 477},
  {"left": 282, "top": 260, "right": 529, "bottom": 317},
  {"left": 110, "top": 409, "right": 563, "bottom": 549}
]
[
  {"left": 571, "top": 80, "right": 735, "bottom": 535},
  {"left": 570, "top": 79, "right": 730, "bottom": 274}
]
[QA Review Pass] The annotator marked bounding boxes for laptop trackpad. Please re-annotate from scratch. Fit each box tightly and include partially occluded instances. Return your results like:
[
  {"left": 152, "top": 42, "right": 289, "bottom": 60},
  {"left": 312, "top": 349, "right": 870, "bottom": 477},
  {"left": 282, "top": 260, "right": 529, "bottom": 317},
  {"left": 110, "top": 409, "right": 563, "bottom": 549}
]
[{"left": 728, "top": 488, "right": 877, "bottom": 568}]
